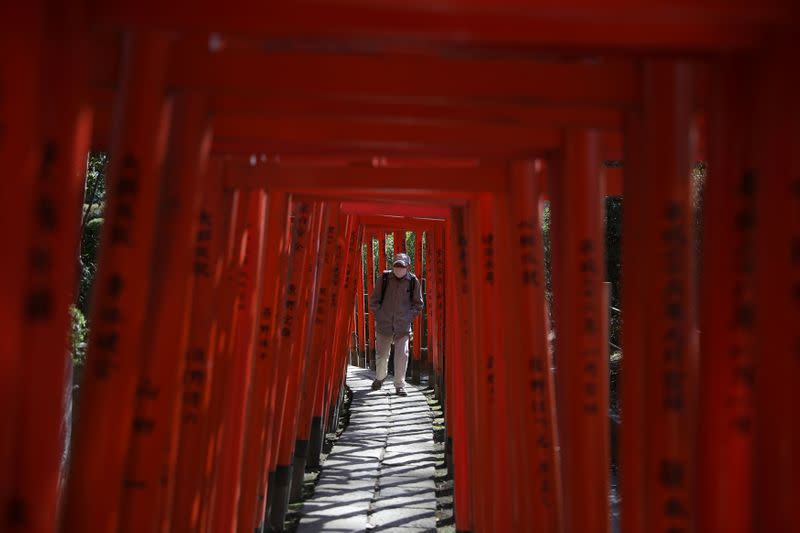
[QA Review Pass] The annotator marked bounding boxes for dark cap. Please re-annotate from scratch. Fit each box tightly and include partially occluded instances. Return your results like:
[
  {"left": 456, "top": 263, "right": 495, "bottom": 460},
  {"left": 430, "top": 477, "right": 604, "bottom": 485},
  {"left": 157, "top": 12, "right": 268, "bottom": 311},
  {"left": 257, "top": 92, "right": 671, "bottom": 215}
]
[{"left": 392, "top": 253, "right": 410, "bottom": 267}]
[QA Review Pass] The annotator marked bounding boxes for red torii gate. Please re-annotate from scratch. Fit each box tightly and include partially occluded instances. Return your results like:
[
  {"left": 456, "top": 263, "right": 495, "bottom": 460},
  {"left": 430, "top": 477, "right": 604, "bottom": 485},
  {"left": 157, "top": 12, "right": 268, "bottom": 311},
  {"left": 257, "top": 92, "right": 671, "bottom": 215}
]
[{"left": 1, "top": 1, "right": 799, "bottom": 533}]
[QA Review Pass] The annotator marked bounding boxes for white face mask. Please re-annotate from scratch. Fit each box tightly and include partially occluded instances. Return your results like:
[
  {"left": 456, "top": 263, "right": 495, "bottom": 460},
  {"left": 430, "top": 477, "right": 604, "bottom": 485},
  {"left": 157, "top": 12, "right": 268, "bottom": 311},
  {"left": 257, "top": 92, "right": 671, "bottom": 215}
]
[{"left": 393, "top": 267, "right": 408, "bottom": 279}]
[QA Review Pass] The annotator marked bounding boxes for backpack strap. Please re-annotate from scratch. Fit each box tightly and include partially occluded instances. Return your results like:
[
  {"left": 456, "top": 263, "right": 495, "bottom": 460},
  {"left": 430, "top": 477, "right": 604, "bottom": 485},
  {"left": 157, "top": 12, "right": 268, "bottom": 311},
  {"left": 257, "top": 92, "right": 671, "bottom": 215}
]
[
  {"left": 379, "top": 271, "right": 417, "bottom": 304},
  {"left": 379, "top": 271, "right": 390, "bottom": 305}
]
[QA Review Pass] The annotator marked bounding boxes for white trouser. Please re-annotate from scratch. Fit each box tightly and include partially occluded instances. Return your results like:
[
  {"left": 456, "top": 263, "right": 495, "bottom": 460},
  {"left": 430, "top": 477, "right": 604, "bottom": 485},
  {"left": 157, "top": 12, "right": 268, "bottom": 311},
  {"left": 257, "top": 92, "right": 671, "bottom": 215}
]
[{"left": 375, "top": 332, "right": 409, "bottom": 388}]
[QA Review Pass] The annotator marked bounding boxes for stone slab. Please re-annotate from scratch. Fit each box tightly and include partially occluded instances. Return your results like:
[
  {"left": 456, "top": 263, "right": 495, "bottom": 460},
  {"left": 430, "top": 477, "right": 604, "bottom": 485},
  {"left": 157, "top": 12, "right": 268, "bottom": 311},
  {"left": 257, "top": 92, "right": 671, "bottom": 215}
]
[
  {"left": 371, "top": 491, "right": 438, "bottom": 510},
  {"left": 380, "top": 463, "right": 436, "bottom": 478},
  {"left": 297, "top": 515, "right": 370, "bottom": 533},
  {"left": 379, "top": 475, "right": 436, "bottom": 491},
  {"left": 297, "top": 366, "right": 438, "bottom": 533},
  {"left": 368, "top": 507, "right": 437, "bottom": 529}
]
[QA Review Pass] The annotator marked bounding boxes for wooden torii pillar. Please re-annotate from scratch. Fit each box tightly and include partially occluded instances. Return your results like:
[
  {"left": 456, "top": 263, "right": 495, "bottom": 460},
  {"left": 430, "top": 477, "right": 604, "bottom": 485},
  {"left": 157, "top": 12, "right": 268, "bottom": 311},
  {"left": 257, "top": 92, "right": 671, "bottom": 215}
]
[{"left": 3, "top": 3, "right": 800, "bottom": 533}]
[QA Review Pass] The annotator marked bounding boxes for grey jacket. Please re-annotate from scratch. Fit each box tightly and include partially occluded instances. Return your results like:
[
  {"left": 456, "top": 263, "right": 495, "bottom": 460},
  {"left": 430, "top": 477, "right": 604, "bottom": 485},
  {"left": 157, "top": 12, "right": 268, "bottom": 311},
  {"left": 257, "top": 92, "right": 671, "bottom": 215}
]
[{"left": 369, "top": 271, "right": 424, "bottom": 337}]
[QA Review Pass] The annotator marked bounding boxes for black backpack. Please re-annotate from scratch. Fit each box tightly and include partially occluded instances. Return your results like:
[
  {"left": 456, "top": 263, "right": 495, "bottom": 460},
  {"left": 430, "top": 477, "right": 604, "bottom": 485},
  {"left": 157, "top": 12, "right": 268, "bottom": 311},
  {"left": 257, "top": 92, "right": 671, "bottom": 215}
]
[{"left": 379, "top": 271, "right": 417, "bottom": 305}]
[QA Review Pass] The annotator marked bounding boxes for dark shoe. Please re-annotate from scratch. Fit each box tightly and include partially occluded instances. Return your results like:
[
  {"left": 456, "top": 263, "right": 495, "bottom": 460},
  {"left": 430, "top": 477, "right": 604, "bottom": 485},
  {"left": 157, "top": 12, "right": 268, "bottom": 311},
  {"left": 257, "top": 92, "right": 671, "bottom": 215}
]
[
  {"left": 396, "top": 387, "right": 408, "bottom": 397},
  {"left": 371, "top": 379, "right": 384, "bottom": 391}
]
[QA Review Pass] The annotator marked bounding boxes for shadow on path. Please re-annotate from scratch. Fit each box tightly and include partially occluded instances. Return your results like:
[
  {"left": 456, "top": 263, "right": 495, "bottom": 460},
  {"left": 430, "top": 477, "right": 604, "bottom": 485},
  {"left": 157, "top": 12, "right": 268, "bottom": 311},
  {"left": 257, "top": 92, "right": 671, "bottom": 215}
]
[{"left": 297, "top": 366, "right": 437, "bottom": 533}]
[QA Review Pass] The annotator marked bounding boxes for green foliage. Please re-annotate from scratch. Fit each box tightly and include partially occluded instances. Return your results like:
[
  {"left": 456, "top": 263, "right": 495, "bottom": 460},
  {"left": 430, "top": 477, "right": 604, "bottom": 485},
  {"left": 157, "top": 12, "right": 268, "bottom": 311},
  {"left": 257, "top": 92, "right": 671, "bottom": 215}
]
[
  {"left": 85, "top": 152, "right": 108, "bottom": 203},
  {"left": 69, "top": 305, "right": 88, "bottom": 368},
  {"left": 76, "top": 152, "right": 108, "bottom": 315},
  {"left": 371, "top": 237, "right": 379, "bottom": 273},
  {"left": 77, "top": 217, "right": 103, "bottom": 314},
  {"left": 541, "top": 202, "right": 553, "bottom": 323},
  {"left": 605, "top": 196, "right": 623, "bottom": 349},
  {"left": 541, "top": 197, "right": 622, "bottom": 347},
  {"left": 363, "top": 231, "right": 422, "bottom": 276},
  {"left": 81, "top": 217, "right": 103, "bottom": 263},
  {"left": 691, "top": 161, "right": 706, "bottom": 211},
  {"left": 405, "top": 232, "right": 416, "bottom": 272},
  {"left": 385, "top": 233, "right": 394, "bottom": 265},
  {"left": 420, "top": 232, "right": 426, "bottom": 275},
  {"left": 692, "top": 161, "right": 707, "bottom": 284},
  {"left": 82, "top": 202, "right": 105, "bottom": 220}
]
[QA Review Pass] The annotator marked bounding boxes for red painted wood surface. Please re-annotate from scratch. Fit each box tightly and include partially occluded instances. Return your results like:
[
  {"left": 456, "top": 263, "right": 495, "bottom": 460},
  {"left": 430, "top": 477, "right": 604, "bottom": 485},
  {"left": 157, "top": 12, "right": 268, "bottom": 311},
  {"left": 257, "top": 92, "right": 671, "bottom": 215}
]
[
  {"left": 366, "top": 232, "right": 377, "bottom": 370},
  {"left": 412, "top": 232, "right": 423, "bottom": 368},
  {"left": 119, "top": 92, "right": 211, "bottom": 533},
  {"left": 507, "top": 160, "right": 562, "bottom": 532},
  {"left": 170, "top": 163, "right": 229, "bottom": 532},
  {"left": 751, "top": 39, "right": 800, "bottom": 533},
  {"left": 197, "top": 189, "right": 241, "bottom": 533},
  {"left": 92, "top": 2, "right": 791, "bottom": 51},
  {"left": 210, "top": 189, "right": 267, "bottom": 533},
  {"left": 10, "top": 3, "right": 92, "bottom": 531},
  {"left": 274, "top": 202, "right": 324, "bottom": 472},
  {"left": 0, "top": 6, "right": 43, "bottom": 526},
  {"left": 61, "top": 33, "right": 174, "bottom": 533},
  {"left": 550, "top": 129, "right": 609, "bottom": 533},
  {"left": 236, "top": 191, "right": 290, "bottom": 532},
  {"left": 696, "top": 60, "right": 757, "bottom": 533},
  {"left": 3, "top": 5, "right": 800, "bottom": 533},
  {"left": 355, "top": 231, "right": 367, "bottom": 359},
  {"left": 266, "top": 200, "right": 319, "bottom": 486},
  {"left": 633, "top": 60, "right": 697, "bottom": 533}
]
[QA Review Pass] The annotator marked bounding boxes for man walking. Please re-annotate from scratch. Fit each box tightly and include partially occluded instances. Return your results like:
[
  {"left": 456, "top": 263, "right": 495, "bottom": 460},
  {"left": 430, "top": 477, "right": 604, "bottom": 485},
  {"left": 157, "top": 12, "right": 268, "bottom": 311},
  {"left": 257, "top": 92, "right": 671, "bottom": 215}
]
[{"left": 369, "top": 252, "right": 424, "bottom": 396}]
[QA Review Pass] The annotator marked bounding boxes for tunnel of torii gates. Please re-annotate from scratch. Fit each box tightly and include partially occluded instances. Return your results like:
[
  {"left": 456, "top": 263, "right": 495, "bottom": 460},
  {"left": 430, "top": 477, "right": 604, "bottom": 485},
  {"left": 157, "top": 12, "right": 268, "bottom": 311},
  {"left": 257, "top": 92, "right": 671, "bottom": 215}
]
[{"left": 1, "top": 2, "right": 800, "bottom": 533}]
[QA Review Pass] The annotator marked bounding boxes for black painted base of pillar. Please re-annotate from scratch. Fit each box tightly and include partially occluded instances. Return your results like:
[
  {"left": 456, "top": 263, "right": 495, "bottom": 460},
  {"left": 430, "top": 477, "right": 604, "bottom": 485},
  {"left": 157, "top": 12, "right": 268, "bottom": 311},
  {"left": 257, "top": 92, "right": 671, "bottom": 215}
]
[
  {"left": 260, "top": 470, "right": 276, "bottom": 532},
  {"left": 306, "top": 416, "right": 324, "bottom": 469},
  {"left": 266, "top": 464, "right": 292, "bottom": 532},
  {"left": 327, "top": 387, "right": 342, "bottom": 432},
  {"left": 326, "top": 406, "right": 335, "bottom": 436},
  {"left": 445, "top": 436, "right": 454, "bottom": 476},
  {"left": 348, "top": 348, "right": 356, "bottom": 366},
  {"left": 289, "top": 439, "right": 309, "bottom": 503},
  {"left": 253, "top": 483, "right": 268, "bottom": 532},
  {"left": 410, "top": 357, "right": 421, "bottom": 384}
]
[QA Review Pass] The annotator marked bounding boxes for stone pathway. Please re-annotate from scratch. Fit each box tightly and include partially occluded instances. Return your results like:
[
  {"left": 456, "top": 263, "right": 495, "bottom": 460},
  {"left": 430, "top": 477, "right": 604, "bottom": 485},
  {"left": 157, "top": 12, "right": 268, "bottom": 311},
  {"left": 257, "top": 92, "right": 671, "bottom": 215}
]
[{"left": 297, "top": 366, "right": 437, "bottom": 532}]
